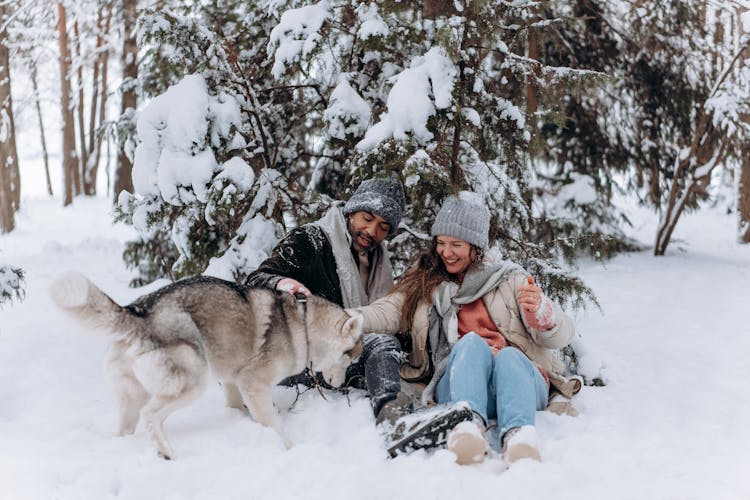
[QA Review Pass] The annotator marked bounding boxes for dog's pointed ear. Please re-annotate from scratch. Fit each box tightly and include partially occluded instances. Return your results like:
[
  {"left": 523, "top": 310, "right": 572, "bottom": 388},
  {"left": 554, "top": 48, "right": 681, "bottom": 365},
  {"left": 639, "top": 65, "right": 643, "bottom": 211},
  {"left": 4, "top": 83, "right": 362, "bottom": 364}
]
[{"left": 342, "top": 313, "right": 363, "bottom": 340}]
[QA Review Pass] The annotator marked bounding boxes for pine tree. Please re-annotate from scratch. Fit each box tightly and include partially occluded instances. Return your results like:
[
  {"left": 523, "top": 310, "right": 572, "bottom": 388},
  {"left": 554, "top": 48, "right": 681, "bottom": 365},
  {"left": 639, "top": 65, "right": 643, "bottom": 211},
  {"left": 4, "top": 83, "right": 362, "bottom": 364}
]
[
  {"left": 114, "top": 0, "right": 611, "bottom": 383},
  {"left": 540, "top": 0, "right": 750, "bottom": 255},
  {"left": 115, "top": 1, "right": 292, "bottom": 285},
  {"left": 265, "top": 0, "right": 602, "bottom": 307},
  {"left": 115, "top": 1, "right": 611, "bottom": 309}
]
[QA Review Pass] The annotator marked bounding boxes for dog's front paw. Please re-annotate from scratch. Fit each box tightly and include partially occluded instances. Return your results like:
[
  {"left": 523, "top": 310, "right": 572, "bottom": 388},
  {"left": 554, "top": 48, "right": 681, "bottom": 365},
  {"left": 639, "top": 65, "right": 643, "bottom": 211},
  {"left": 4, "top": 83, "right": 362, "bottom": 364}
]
[{"left": 281, "top": 435, "right": 293, "bottom": 450}]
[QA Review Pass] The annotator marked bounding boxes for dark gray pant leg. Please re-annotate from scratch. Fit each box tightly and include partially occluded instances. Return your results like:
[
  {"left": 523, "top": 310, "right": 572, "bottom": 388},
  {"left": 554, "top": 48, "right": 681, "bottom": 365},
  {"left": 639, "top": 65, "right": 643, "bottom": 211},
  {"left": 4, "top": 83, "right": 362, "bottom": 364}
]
[{"left": 345, "top": 333, "right": 403, "bottom": 417}]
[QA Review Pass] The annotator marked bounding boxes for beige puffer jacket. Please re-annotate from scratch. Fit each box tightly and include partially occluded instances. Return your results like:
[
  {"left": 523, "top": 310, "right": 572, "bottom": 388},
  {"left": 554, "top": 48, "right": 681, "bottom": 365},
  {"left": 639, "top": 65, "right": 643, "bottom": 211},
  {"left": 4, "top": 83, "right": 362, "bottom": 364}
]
[{"left": 355, "top": 272, "right": 582, "bottom": 399}]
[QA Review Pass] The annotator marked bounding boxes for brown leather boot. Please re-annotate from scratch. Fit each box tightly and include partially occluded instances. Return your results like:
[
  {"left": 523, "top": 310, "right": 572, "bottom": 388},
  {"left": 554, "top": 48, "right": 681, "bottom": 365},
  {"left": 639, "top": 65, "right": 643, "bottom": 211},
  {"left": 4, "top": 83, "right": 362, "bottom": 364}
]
[{"left": 375, "top": 392, "right": 413, "bottom": 426}]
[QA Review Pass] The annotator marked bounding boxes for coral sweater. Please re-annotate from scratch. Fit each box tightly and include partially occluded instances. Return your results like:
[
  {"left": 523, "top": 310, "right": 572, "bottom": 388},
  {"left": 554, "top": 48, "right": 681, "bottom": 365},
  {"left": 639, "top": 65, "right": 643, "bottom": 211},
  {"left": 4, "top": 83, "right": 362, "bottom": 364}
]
[{"left": 457, "top": 298, "right": 552, "bottom": 386}]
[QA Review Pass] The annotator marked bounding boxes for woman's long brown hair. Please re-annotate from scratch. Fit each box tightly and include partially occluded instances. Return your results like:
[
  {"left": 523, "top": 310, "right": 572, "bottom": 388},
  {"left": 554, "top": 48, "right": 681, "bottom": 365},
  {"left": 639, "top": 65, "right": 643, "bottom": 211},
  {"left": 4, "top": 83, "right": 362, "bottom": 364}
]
[{"left": 391, "top": 238, "right": 479, "bottom": 333}]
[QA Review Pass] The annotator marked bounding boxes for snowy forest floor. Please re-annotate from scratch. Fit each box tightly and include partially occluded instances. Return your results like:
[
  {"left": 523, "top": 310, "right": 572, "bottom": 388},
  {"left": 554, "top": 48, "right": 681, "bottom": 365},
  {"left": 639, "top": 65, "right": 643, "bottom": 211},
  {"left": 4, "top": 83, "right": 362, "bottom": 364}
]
[{"left": 1, "top": 196, "right": 748, "bottom": 500}]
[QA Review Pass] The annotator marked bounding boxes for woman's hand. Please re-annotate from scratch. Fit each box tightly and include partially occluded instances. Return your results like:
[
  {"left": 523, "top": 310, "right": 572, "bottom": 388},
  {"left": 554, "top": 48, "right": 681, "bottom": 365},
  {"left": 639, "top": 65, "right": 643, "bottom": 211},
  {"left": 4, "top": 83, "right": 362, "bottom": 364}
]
[
  {"left": 516, "top": 275, "right": 543, "bottom": 313},
  {"left": 517, "top": 275, "right": 556, "bottom": 331}
]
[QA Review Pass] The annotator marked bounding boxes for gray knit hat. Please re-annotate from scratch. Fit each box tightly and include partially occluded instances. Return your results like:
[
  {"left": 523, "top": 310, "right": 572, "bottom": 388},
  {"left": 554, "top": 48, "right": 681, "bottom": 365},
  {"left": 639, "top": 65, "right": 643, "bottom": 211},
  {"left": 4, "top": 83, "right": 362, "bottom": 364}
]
[
  {"left": 343, "top": 177, "right": 406, "bottom": 236},
  {"left": 431, "top": 192, "right": 490, "bottom": 249}
]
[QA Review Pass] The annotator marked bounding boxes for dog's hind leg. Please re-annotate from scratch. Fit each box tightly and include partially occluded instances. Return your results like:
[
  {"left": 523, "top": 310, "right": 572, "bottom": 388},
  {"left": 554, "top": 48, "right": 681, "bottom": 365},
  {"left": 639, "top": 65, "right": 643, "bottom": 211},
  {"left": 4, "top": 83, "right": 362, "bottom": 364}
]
[
  {"left": 114, "top": 373, "right": 149, "bottom": 436},
  {"left": 222, "top": 382, "right": 244, "bottom": 409},
  {"left": 134, "top": 345, "right": 207, "bottom": 459},
  {"left": 236, "top": 372, "right": 292, "bottom": 449},
  {"left": 107, "top": 344, "right": 149, "bottom": 436},
  {"left": 140, "top": 392, "right": 196, "bottom": 460}
]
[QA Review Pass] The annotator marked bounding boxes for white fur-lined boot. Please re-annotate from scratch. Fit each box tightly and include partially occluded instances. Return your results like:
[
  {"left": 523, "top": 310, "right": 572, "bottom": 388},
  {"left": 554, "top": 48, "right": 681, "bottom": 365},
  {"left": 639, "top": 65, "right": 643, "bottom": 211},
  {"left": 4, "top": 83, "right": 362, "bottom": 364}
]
[
  {"left": 502, "top": 425, "right": 541, "bottom": 464},
  {"left": 447, "top": 413, "right": 488, "bottom": 465}
]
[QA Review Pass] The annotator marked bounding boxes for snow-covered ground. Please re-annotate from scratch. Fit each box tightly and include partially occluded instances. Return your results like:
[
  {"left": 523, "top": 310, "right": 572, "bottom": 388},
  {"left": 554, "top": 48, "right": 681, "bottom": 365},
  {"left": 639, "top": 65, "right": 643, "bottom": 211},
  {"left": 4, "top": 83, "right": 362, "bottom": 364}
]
[{"left": 1, "top": 196, "right": 748, "bottom": 500}]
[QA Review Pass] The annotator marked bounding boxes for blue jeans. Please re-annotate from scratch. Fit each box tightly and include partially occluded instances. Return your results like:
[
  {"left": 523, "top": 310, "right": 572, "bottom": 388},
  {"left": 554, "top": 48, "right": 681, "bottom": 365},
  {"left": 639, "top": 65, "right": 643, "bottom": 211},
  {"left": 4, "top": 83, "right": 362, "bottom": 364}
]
[{"left": 435, "top": 333, "right": 549, "bottom": 438}]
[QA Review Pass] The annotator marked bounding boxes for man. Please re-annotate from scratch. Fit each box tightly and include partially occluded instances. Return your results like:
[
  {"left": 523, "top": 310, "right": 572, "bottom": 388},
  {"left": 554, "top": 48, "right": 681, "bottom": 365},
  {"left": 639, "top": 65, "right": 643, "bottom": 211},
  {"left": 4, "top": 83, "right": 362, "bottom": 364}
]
[
  {"left": 246, "top": 177, "right": 411, "bottom": 425},
  {"left": 247, "top": 177, "right": 473, "bottom": 455}
]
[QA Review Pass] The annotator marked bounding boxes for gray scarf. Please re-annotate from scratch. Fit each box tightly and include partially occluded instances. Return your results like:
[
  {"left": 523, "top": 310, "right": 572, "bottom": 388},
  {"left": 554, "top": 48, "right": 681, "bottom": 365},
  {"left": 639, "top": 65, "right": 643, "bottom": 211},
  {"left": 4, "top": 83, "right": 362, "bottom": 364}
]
[
  {"left": 313, "top": 205, "right": 395, "bottom": 308},
  {"left": 421, "top": 260, "right": 524, "bottom": 405}
]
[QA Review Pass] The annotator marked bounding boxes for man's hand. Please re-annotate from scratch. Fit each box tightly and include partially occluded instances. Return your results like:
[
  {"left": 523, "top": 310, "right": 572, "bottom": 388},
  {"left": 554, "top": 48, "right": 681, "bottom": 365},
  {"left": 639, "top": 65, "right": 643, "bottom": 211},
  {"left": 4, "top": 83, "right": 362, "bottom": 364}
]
[
  {"left": 516, "top": 275, "right": 543, "bottom": 314},
  {"left": 276, "top": 278, "right": 311, "bottom": 297}
]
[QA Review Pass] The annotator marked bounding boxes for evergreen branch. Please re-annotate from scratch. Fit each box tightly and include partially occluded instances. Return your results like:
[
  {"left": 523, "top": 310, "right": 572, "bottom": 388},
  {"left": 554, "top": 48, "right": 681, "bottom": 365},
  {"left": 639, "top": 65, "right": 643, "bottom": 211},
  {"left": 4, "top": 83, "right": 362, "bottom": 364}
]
[{"left": 257, "top": 84, "right": 324, "bottom": 93}]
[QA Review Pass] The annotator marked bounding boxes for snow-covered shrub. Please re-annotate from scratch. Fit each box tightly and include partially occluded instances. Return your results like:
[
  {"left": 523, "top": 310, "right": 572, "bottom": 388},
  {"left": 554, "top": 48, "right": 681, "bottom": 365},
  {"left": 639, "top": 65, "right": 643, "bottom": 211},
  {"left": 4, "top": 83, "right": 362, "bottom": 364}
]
[
  {"left": 0, "top": 265, "right": 24, "bottom": 306},
  {"left": 114, "top": 72, "right": 284, "bottom": 284}
]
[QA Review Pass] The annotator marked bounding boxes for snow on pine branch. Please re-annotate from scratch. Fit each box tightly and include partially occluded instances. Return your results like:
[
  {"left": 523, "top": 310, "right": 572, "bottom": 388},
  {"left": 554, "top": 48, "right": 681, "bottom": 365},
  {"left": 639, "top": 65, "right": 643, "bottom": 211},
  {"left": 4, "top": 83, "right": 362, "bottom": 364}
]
[
  {"left": 356, "top": 3, "right": 388, "bottom": 40},
  {"left": 267, "top": 0, "right": 331, "bottom": 79},
  {"left": 117, "top": 71, "right": 284, "bottom": 282},
  {"left": 323, "top": 77, "right": 371, "bottom": 140},
  {"left": 356, "top": 47, "right": 457, "bottom": 151},
  {"left": 132, "top": 74, "right": 245, "bottom": 205}
]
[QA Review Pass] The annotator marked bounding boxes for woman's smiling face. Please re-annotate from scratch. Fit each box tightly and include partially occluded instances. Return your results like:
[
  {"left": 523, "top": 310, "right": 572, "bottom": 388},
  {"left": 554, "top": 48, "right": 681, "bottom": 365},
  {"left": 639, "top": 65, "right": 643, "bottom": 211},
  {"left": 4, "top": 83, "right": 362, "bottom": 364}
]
[{"left": 435, "top": 235, "right": 475, "bottom": 276}]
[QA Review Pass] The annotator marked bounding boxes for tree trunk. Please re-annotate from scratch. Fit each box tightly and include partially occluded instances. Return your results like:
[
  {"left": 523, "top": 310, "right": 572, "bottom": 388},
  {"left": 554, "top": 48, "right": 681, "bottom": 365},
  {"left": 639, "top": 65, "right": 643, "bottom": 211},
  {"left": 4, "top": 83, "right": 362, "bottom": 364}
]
[
  {"left": 739, "top": 146, "right": 750, "bottom": 243},
  {"left": 0, "top": 3, "right": 18, "bottom": 232},
  {"left": 30, "top": 65, "right": 53, "bottom": 197},
  {"left": 87, "top": 9, "right": 102, "bottom": 166},
  {"left": 422, "top": 0, "right": 456, "bottom": 19},
  {"left": 525, "top": 2, "right": 541, "bottom": 135},
  {"left": 737, "top": 6, "right": 750, "bottom": 243},
  {"left": 0, "top": 158, "right": 13, "bottom": 233},
  {"left": 96, "top": 6, "right": 112, "bottom": 194},
  {"left": 73, "top": 19, "right": 88, "bottom": 195},
  {"left": 57, "top": 1, "right": 78, "bottom": 206},
  {"left": 654, "top": 135, "right": 727, "bottom": 256},
  {"left": 83, "top": 5, "right": 112, "bottom": 196},
  {"left": 114, "top": 0, "right": 137, "bottom": 200}
]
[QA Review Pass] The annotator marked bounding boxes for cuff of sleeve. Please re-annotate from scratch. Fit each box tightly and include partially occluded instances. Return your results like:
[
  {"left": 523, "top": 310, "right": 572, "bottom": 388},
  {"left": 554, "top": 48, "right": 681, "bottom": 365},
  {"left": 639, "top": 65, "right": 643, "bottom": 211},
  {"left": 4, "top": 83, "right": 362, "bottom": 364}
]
[
  {"left": 267, "top": 275, "right": 284, "bottom": 290},
  {"left": 344, "top": 308, "right": 361, "bottom": 318},
  {"left": 524, "top": 295, "right": 556, "bottom": 331}
]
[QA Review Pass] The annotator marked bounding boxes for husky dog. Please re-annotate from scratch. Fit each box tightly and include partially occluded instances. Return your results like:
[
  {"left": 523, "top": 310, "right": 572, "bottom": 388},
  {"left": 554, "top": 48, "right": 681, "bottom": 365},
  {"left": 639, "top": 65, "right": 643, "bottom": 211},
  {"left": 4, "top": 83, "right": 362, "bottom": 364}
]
[{"left": 50, "top": 272, "right": 363, "bottom": 459}]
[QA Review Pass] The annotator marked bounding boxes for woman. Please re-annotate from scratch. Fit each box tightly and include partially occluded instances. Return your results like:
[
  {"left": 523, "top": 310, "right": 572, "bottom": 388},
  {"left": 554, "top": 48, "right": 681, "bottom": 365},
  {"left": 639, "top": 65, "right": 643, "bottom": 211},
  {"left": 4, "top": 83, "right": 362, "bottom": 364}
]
[{"left": 354, "top": 193, "right": 581, "bottom": 465}]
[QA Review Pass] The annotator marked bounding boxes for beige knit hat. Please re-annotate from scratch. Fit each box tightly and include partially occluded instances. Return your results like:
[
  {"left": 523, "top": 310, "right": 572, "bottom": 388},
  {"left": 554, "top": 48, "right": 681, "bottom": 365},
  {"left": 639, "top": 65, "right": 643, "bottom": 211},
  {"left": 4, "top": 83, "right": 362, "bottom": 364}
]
[{"left": 430, "top": 192, "right": 490, "bottom": 249}]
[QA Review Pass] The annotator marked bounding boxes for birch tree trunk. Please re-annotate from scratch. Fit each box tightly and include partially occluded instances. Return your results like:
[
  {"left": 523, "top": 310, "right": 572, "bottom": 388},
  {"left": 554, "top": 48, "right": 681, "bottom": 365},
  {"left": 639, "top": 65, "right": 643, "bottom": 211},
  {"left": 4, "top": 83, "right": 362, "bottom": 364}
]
[
  {"left": 114, "top": 0, "right": 137, "bottom": 199},
  {"left": 0, "top": 2, "right": 19, "bottom": 232},
  {"left": 57, "top": 1, "right": 78, "bottom": 206}
]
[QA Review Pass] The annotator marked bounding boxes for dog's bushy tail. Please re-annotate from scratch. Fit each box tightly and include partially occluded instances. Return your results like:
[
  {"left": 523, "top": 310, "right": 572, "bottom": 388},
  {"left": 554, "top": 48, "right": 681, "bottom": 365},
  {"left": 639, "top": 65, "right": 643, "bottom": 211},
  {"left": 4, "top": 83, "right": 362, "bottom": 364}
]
[{"left": 50, "top": 272, "right": 138, "bottom": 337}]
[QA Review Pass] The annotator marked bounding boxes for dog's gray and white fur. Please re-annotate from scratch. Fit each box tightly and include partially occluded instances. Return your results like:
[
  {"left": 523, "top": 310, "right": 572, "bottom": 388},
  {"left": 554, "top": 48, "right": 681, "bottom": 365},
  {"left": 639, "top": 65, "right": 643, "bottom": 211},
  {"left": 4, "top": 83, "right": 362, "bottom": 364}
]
[{"left": 49, "top": 272, "right": 363, "bottom": 459}]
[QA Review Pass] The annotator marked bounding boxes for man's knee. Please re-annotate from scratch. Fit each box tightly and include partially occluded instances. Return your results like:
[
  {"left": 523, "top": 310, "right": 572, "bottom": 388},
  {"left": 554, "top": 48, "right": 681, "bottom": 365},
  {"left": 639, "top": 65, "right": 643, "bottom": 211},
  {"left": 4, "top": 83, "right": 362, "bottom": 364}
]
[{"left": 362, "top": 333, "right": 403, "bottom": 360}]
